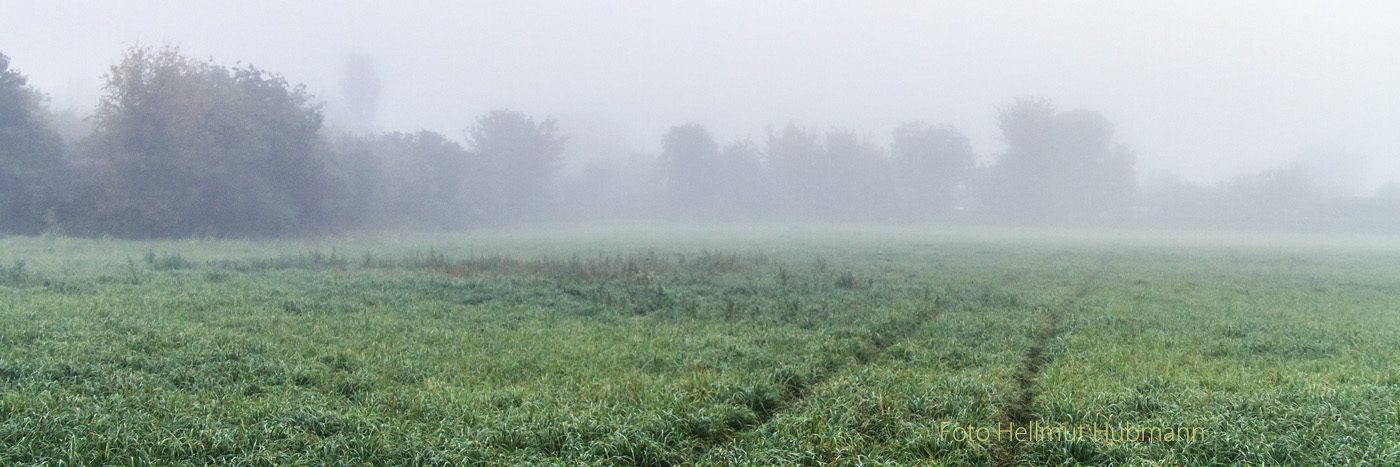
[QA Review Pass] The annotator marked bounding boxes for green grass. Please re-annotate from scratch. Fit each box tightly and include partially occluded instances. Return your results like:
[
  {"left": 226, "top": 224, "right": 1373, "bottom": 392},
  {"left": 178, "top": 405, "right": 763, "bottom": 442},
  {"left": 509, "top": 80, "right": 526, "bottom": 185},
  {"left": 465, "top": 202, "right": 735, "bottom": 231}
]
[{"left": 1, "top": 228, "right": 1398, "bottom": 465}]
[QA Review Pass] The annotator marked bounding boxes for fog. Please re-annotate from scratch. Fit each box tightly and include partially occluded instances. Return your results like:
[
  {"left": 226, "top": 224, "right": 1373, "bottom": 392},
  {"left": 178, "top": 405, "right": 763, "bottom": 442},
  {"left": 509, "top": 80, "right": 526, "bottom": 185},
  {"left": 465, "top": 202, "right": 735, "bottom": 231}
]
[{"left": 3, "top": 2, "right": 1400, "bottom": 237}]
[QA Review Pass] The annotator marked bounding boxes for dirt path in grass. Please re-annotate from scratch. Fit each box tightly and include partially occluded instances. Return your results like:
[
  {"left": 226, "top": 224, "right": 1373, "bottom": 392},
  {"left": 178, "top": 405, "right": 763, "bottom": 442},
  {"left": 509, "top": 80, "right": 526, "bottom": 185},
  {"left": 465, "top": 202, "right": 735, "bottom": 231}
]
[
  {"left": 992, "top": 271, "right": 1100, "bottom": 467},
  {"left": 724, "top": 296, "right": 944, "bottom": 441},
  {"left": 787, "top": 303, "right": 938, "bottom": 423}
]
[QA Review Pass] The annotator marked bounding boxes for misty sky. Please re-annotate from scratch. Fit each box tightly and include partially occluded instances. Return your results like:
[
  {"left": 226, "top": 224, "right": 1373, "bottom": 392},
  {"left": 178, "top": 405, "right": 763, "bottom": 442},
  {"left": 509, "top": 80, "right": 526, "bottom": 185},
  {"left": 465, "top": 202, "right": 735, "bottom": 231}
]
[{"left": 4, "top": 1, "right": 1399, "bottom": 192}]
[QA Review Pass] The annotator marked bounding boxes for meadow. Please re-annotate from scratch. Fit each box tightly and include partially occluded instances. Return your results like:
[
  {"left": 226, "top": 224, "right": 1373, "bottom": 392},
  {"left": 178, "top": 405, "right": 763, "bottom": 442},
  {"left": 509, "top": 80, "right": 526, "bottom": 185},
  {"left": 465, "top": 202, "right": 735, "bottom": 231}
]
[{"left": 1, "top": 227, "right": 1397, "bottom": 466}]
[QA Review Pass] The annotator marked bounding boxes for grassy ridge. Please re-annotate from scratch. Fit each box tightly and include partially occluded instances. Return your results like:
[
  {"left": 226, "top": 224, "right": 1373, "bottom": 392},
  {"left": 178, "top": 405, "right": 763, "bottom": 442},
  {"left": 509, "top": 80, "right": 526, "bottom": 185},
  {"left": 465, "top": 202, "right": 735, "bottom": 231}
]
[{"left": 1, "top": 230, "right": 1397, "bottom": 465}]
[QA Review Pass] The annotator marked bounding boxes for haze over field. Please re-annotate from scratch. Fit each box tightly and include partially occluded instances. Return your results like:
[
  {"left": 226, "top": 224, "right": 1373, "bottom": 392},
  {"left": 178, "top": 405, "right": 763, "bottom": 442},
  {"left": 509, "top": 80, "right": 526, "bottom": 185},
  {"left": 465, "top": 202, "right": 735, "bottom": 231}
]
[
  {"left": 6, "top": 4, "right": 1400, "bottom": 464},
  {"left": 5, "top": 1, "right": 1399, "bottom": 187},
  {"left": 5, "top": 2, "right": 1400, "bottom": 238}
]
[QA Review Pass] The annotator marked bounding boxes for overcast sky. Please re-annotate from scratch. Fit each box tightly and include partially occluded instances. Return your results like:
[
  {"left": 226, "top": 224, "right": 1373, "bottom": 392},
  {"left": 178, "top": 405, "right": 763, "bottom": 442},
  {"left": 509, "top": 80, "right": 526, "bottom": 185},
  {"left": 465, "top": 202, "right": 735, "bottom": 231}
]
[{"left": 4, "top": 1, "right": 1398, "bottom": 192}]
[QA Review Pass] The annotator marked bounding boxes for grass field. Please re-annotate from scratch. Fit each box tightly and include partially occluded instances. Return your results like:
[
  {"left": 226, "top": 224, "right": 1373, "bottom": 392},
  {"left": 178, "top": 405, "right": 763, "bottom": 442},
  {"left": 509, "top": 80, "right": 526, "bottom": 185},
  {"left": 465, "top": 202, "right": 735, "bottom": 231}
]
[{"left": 1, "top": 227, "right": 1398, "bottom": 466}]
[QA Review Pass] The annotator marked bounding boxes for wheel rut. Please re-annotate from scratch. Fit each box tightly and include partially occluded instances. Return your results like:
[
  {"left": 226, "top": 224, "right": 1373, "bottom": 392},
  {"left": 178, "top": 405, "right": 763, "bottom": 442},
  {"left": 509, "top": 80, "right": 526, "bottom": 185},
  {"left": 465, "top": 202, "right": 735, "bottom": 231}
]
[
  {"left": 992, "top": 274, "right": 1097, "bottom": 467},
  {"left": 719, "top": 297, "right": 943, "bottom": 447}
]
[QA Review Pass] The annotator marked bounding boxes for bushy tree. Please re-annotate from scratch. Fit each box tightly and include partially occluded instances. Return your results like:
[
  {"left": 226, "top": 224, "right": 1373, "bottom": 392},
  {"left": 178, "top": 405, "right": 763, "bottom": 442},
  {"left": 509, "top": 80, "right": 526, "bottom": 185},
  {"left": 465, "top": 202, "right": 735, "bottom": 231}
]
[
  {"left": 891, "top": 121, "right": 974, "bottom": 214},
  {"left": 715, "top": 138, "right": 770, "bottom": 218},
  {"left": 1217, "top": 165, "right": 1315, "bottom": 225},
  {"left": 764, "top": 124, "right": 897, "bottom": 220},
  {"left": 765, "top": 123, "right": 825, "bottom": 218},
  {"left": 370, "top": 130, "right": 472, "bottom": 227},
  {"left": 90, "top": 46, "right": 326, "bottom": 237},
  {"left": 661, "top": 123, "right": 770, "bottom": 219},
  {"left": 464, "top": 110, "right": 565, "bottom": 222},
  {"left": 988, "top": 97, "right": 1136, "bottom": 222},
  {"left": 821, "top": 129, "right": 890, "bottom": 220},
  {"left": 319, "top": 133, "right": 380, "bottom": 229},
  {"left": 0, "top": 53, "right": 65, "bottom": 234},
  {"left": 322, "top": 130, "right": 474, "bottom": 230},
  {"left": 662, "top": 123, "right": 721, "bottom": 212}
]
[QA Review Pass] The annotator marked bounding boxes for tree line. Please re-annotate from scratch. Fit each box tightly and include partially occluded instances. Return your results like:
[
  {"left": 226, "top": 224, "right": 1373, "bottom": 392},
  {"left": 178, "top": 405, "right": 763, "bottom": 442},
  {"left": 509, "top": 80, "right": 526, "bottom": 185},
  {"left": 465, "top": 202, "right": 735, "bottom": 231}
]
[
  {"left": 2, "top": 47, "right": 1396, "bottom": 238},
  {"left": 2, "top": 47, "right": 565, "bottom": 237},
  {"left": 655, "top": 98, "right": 1136, "bottom": 224}
]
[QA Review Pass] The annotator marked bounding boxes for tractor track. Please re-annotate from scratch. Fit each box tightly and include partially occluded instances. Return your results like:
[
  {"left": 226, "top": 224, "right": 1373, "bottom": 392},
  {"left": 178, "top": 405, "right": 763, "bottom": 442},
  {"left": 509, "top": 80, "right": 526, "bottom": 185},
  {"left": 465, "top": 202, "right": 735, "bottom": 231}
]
[
  {"left": 991, "top": 267, "right": 1101, "bottom": 467},
  {"left": 724, "top": 296, "right": 943, "bottom": 441}
]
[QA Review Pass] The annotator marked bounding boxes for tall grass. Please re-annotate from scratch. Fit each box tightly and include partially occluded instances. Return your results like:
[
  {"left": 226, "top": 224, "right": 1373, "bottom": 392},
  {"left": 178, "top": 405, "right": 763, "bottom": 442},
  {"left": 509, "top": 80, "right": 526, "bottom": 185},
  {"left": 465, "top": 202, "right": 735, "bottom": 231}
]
[{"left": 0, "top": 230, "right": 1397, "bottom": 465}]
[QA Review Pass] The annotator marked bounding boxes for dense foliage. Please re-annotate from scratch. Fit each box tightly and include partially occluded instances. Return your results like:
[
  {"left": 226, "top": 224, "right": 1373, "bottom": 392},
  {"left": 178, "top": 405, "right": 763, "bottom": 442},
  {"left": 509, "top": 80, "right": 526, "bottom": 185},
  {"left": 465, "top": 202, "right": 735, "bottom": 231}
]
[
  {"left": 986, "top": 97, "right": 1137, "bottom": 222},
  {"left": 88, "top": 47, "right": 328, "bottom": 237},
  {"left": 464, "top": 110, "right": 566, "bottom": 223},
  {"left": 0, "top": 53, "right": 66, "bottom": 234},
  {"left": 0, "top": 47, "right": 572, "bottom": 237}
]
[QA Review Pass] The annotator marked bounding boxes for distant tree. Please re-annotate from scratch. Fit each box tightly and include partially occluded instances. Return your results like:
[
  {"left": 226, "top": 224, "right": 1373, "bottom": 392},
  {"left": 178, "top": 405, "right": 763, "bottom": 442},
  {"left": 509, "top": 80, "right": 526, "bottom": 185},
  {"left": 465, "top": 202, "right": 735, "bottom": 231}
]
[
  {"left": 716, "top": 138, "right": 770, "bottom": 218},
  {"left": 765, "top": 123, "right": 824, "bottom": 218},
  {"left": 464, "top": 110, "right": 565, "bottom": 222},
  {"left": 987, "top": 97, "right": 1135, "bottom": 222},
  {"left": 90, "top": 45, "right": 327, "bottom": 237},
  {"left": 338, "top": 53, "right": 380, "bottom": 134},
  {"left": 821, "top": 129, "right": 890, "bottom": 220},
  {"left": 661, "top": 123, "right": 721, "bottom": 213},
  {"left": 989, "top": 97, "right": 1062, "bottom": 219},
  {"left": 763, "top": 123, "right": 902, "bottom": 220},
  {"left": 1217, "top": 165, "right": 1315, "bottom": 225},
  {"left": 891, "top": 121, "right": 975, "bottom": 214},
  {"left": 375, "top": 130, "right": 473, "bottom": 226},
  {"left": 320, "top": 132, "right": 381, "bottom": 229},
  {"left": 0, "top": 52, "right": 65, "bottom": 234},
  {"left": 997, "top": 97, "right": 1058, "bottom": 153},
  {"left": 1137, "top": 171, "right": 1211, "bottom": 226},
  {"left": 551, "top": 120, "right": 662, "bottom": 221},
  {"left": 323, "top": 130, "right": 475, "bottom": 230},
  {"left": 660, "top": 124, "right": 772, "bottom": 219}
]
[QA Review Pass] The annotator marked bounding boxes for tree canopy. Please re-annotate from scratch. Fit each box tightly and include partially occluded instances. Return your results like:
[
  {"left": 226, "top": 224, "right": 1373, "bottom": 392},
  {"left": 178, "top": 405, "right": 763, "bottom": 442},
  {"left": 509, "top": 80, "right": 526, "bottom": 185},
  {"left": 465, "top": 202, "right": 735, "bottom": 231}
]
[
  {"left": 464, "top": 110, "right": 565, "bottom": 222},
  {"left": 90, "top": 46, "right": 327, "bottom": 237},
  {"left": 989, "top": 97, "right": 1136, "bottom": 221},
  {"left": 10, "top": 45, "right": 1386, "bottom": 236},
  {"left": 0, "top": 52, "right": 65, "bottom": 234}
]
